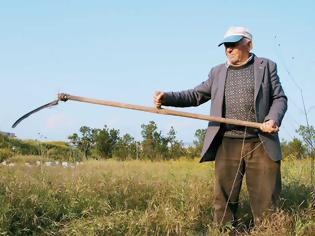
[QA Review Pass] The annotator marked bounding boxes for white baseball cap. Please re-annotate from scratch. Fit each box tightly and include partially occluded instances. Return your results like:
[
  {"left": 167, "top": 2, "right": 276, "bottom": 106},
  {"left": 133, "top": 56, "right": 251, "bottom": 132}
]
[{"left": 218, "top": 26, "right": 252, "bottom": 47}]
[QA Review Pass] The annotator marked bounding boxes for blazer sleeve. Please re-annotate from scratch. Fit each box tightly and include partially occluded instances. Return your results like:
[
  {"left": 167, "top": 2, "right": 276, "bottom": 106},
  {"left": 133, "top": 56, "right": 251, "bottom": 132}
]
[
  {"left": 161, "top": 69, "right": 214, "bottom": 107},
  {"left": 264, "top": 61, "right": 288, "bottom": 126}
]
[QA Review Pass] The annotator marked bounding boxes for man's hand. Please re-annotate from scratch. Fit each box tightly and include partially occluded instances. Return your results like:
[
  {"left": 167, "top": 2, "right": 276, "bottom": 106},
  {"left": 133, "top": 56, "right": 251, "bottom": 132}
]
[
  {"left": 260, "top": 120, "right": 279, "bottom": 133},
  {"left": 154, "top": 91, "right": 164, "bottom": 109}
]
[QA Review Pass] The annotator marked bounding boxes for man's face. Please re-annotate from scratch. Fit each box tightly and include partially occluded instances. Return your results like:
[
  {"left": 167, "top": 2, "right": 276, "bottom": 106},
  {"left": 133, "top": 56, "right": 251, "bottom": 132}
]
[{"left": 224, "top": 39, "right": 251, "bottom": 65}]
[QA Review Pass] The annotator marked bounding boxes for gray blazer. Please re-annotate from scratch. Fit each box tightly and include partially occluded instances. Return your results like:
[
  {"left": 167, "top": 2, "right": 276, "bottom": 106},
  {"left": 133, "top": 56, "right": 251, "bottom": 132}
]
[{"left": 162, "top": 55, "right": 287, "bottom": 162}]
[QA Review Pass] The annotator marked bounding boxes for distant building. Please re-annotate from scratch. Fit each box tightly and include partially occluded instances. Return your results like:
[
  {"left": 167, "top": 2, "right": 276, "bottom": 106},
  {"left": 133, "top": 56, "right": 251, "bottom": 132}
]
[{"left": 0, "top": 131, "right": 16, "bottom": 138}]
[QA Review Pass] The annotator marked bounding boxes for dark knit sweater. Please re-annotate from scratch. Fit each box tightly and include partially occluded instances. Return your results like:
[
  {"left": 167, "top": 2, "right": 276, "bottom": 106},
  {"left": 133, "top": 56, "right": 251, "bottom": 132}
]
[{"left": 223, "top": 58, "right": 258, "bottom": 138}]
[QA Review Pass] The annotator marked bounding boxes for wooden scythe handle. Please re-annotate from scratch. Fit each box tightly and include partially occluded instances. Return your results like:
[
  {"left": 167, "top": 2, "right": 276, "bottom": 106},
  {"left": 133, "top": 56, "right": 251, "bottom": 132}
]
[{"left": 58, "top": 93, "right": 262, "bottom": 129}]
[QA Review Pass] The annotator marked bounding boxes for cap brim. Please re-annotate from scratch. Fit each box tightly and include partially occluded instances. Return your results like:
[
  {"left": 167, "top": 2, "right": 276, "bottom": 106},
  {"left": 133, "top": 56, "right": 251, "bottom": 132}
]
[{"left": 218, "top": 35, "right": 243, "bottom": 47}]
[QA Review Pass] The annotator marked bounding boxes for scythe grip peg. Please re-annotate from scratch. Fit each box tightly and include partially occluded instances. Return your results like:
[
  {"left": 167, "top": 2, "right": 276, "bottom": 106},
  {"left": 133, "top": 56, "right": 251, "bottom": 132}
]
[{"left": 58, "top": 93, "right": 69, "bottom": 102}]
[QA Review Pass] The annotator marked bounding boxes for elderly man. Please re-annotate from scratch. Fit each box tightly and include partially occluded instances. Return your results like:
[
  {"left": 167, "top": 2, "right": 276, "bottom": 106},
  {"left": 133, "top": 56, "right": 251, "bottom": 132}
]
[{"left": 154, "top": 26, "right": 287, "bottom": 225}]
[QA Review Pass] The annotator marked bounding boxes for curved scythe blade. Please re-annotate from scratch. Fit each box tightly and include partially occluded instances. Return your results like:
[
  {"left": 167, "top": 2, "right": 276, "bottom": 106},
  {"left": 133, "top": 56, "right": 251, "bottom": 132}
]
[{"left": 12, "top": 99, "right": 59, "bottom": 128}]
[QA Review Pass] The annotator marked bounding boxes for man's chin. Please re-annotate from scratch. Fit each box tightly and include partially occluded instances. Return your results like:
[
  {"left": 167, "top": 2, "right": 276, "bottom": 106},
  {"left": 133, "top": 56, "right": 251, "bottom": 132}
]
[{"left": 228, "top": 57, "right": 239, "bottom": 65}]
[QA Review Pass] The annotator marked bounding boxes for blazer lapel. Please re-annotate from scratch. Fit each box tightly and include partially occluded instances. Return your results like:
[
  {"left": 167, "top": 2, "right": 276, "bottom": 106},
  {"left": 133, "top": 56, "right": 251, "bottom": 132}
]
[
  {"left": 217, "top": 64, "right": 227, "bottom": 115},
  {"left": 254, "top": 57, "right": 265, "bottom": 102}
]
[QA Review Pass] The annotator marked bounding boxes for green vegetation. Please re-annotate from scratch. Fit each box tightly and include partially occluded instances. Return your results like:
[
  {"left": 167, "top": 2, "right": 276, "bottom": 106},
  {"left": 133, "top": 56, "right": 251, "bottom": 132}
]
[
  {"left": 0, "top": 159, "right": 314, "bottom": 235},
  {"left": 0, "top": 121, "right": 206, "bottom": 163},
  {"left": 0, "top": 122, "right": 314, "bottom": 235},
  {"left": 0, "top": 133, "right": 82, "bottom": 162},
  {"left": 1, "top": 122, "right": 314, "bottom": 163}
]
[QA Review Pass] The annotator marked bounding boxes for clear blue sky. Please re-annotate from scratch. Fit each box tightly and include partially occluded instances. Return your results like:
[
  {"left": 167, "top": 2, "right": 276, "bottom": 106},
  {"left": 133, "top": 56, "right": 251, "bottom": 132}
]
[{"left": 0, "top": 0, "right": 314, "bottom": 143}]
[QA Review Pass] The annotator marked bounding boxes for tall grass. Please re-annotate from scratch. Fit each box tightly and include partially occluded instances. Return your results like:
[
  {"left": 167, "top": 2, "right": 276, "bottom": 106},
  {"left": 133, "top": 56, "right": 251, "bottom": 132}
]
[{"left": 0, "top": 158, "right": 314, "bottom": 235}]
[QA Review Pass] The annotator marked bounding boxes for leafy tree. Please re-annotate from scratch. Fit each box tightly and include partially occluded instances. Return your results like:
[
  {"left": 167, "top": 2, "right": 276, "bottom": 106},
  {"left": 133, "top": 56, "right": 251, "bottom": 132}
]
[
  {"left": 113, "top": 134, "right": 138, "bottom": 160},
  {"left": 166, "top": 126, "right": 185, "bottom": 160},
  {"left": 68, "top": 126, "right": 94, "bottom": 158},
  {"left": 194, "top": 129, "right": 206, "bottom": 151},
  {"left": 68, "top": 133, "right": 79, "bottom": 146},
  {"left": 141, "top": 121, "right": 168, "bottom": 160},
  {"left": 296, "top": 125, "right": 315, "bottom": 150},
  {"left": 281, "top": 138, "right": 307, "bottom": 159},
  {"left": 186, "top": 128, "right": 207, "bottom": 158},
  {"left": 69, "top": 125, "right": 121, "bottom": 159},
  {"left": 94, "top": 126, "right": 120, "bottom": 158},
  {"left": 296, "top": 125, "right": 315, "bottom": 160},
  {"left": 141, "top": 121, "right": 158, "bottom": 160}
]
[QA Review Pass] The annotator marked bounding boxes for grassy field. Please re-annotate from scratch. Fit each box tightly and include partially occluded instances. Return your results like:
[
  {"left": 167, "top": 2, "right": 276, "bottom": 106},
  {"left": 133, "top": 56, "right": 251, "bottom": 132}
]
[{"left": 0, "top": 157, "right": 314, "bottom": 235}]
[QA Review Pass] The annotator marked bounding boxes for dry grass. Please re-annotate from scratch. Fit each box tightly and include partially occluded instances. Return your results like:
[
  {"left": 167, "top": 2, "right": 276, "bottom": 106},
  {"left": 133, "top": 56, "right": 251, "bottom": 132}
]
[{"left": 0, "top": 158, "right": 314, "bottom": 235}]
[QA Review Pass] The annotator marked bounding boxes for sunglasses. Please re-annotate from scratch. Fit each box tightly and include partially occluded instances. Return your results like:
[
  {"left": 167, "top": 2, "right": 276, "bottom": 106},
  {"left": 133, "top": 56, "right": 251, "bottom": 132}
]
[{"left": 223, "top": 41, "right": 240, "bottom": 48}]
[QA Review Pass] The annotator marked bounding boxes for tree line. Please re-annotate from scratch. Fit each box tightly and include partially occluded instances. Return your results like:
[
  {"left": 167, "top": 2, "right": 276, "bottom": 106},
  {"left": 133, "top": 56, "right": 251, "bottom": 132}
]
[
  {"left": 67, "top": 121, "right": 206, "bottom": 161},
  {"left": 67, "top": 121, "right": 314, "bottom": 161},
  {"left": 0, "top": 121, "right": 314, "bottom": 162}
]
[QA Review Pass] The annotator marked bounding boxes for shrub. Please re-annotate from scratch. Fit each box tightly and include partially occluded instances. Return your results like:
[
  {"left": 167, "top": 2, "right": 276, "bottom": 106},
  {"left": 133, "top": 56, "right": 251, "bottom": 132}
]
[
  {"left": 46, "top": 147, "right": 83, "bottom": 162},
  {"left": 0, "top": 148, "right": 13, "bottom": 162}
]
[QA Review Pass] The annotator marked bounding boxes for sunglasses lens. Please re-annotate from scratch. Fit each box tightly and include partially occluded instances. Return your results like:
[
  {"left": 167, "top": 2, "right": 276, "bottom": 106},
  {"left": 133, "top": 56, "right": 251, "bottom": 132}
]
[{"left": 224, "top": 42, "right": 237, "bottom": 48}]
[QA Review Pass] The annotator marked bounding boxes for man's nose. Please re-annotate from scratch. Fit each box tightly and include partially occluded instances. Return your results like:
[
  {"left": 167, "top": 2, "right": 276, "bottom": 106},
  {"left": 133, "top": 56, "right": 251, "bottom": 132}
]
[{"left": 226, "top": 47, "right": 233, "bottom": 53}]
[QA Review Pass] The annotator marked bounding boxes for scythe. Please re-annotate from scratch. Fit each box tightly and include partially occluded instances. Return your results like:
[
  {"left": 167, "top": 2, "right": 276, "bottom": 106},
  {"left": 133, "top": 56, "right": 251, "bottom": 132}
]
[{"left": 12, "top": 93, "right": 263, "bottom": 130}]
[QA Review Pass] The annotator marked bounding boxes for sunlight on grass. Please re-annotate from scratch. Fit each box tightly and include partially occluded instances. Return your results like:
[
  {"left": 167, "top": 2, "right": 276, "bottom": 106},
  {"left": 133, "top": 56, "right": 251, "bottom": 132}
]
[{"left": 0, "top": 158, "right": 314, "bottom": 235}]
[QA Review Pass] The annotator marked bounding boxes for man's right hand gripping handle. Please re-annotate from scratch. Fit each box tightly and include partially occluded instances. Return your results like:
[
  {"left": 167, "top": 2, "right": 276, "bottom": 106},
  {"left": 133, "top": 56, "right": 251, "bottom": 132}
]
[{"left": 153, "top": 91, "right": 165, "bottom": 109}]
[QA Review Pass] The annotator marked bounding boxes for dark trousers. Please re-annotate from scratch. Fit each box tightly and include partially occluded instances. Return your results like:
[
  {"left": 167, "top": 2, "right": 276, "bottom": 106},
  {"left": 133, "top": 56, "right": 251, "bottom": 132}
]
[{"left": 213, "top": 137, "right": 281, "bottom": 225}]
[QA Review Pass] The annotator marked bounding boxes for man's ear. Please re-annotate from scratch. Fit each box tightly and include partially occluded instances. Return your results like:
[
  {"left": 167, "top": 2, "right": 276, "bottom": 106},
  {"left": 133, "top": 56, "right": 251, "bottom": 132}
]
[{"left": 248, "top": 40, "right": 253, "bottom": 51}]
